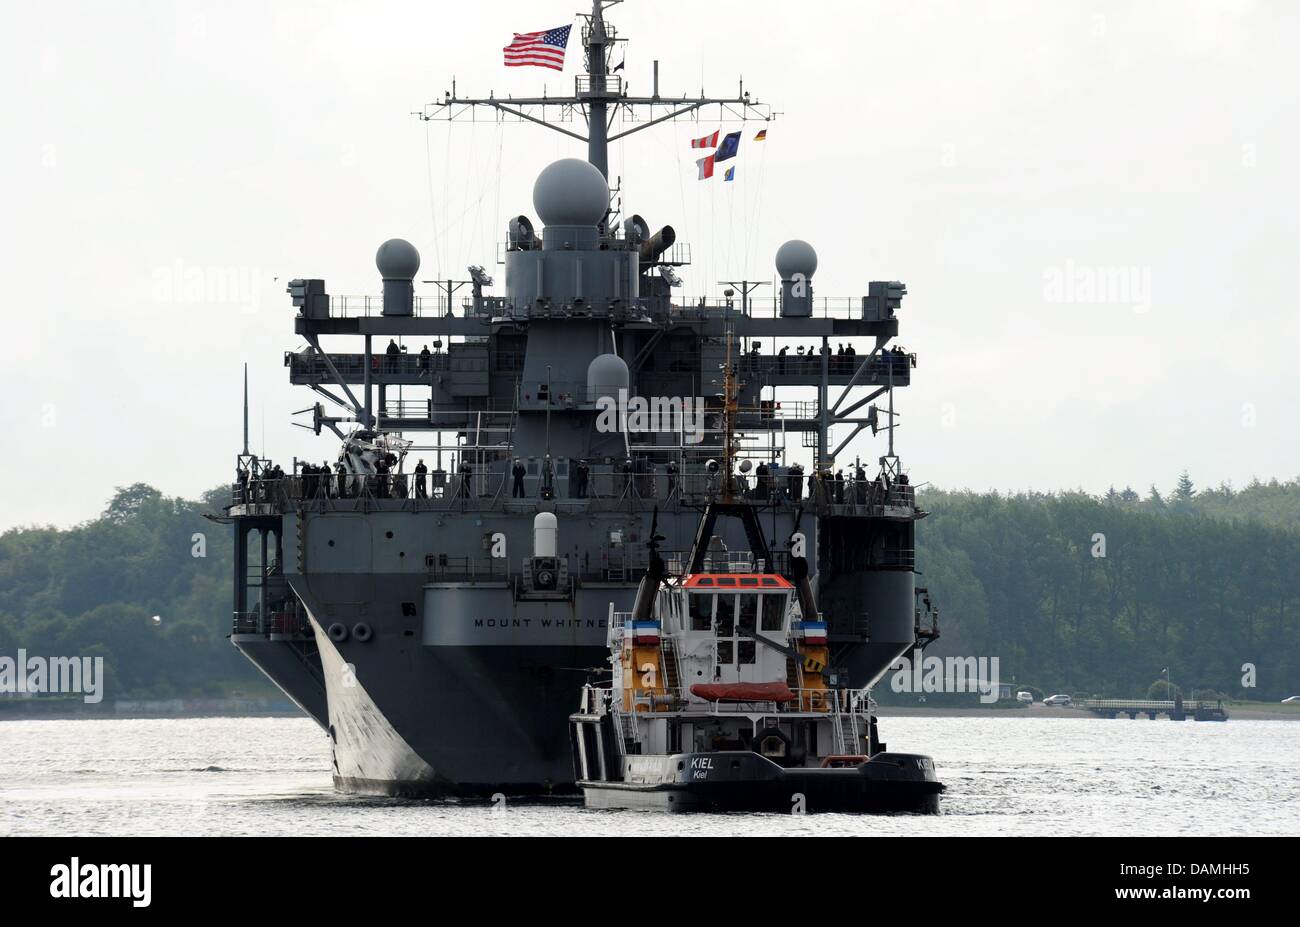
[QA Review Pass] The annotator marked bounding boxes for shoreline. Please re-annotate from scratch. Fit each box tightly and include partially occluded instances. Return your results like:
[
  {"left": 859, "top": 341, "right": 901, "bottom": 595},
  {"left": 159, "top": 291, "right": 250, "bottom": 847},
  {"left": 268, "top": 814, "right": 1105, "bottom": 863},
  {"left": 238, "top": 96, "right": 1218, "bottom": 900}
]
[{"left": 0, "top": 709, "right": 306, "bottom": 722}]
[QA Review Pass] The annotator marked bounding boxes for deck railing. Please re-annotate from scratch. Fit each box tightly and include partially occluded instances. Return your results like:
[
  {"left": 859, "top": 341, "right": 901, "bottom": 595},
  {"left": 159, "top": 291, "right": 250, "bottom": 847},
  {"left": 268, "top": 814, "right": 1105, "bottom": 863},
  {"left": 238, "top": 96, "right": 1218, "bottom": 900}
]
[
  {"left": 314, "top": 292, "right": 900, "bottom": 322},
  {"left": 611, "top": 684, "right": 873, "bottom": 718}
]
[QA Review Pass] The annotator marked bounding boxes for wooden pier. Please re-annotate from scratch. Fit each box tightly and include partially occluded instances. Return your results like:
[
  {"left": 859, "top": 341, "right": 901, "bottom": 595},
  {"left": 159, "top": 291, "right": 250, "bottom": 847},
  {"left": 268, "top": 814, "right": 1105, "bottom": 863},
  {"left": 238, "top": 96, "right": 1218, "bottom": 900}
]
[{"left": 1078, "top": 698, "right": 1228, "bottom": 721}]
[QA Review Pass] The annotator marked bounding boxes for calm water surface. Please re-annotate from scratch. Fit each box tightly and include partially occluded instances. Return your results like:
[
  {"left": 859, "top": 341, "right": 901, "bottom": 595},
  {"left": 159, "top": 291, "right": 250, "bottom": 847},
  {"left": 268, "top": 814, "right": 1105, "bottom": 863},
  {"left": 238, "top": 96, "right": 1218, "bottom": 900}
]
[{"left": 1, "top": 715, "right": 1296, "bottom": 836}]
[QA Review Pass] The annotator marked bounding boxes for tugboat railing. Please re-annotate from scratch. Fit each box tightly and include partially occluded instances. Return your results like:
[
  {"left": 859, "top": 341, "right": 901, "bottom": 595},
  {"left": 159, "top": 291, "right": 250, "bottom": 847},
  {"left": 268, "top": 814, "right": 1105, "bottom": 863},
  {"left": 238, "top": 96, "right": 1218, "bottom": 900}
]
[{"left": 615, "top": 686, "right": 872, "bottom": 719}]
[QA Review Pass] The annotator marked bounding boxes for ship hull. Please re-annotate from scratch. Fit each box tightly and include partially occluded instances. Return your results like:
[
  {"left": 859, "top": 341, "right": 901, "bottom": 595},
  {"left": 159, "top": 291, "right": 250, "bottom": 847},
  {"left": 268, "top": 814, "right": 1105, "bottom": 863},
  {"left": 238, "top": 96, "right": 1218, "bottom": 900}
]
[
  {"left": 293, "top": 561, "right": 626, "bottom": 795},
  {"left": 578, "top": 752, "right": 943, "bottom": 814},
  {"left": 310, "top": 611, "right": 608, "bottom": 795}
]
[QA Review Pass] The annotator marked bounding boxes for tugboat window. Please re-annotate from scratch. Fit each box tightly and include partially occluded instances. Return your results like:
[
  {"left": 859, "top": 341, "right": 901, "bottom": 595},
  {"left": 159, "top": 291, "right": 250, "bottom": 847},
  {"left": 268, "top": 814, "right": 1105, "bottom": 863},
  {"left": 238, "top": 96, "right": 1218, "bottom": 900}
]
[
  {"left": 689, "top": 593, "right": 713, "bottom": 631},
  {"left": 761, "top": 594, "right": 786, "bottom": 631},
  {"left": 738, "top": 595, "right": 758, "bottom": 634},
  {"left": 715, "top": 594, "right": 737, "bottom": 667},
  {"left": 716, "top": 594, "right": 735, "bottom": 636}
]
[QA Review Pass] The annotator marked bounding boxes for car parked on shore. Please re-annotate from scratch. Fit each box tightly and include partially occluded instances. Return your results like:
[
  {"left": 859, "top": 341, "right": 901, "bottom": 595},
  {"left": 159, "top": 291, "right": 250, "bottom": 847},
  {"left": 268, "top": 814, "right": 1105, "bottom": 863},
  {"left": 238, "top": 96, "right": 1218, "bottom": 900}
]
[
  {"left": 1043, "top": 694, "right": 1073, "bottom": 707},
  {"left": 1016, "top": 691, "right": 1034, "bottom": 704}
]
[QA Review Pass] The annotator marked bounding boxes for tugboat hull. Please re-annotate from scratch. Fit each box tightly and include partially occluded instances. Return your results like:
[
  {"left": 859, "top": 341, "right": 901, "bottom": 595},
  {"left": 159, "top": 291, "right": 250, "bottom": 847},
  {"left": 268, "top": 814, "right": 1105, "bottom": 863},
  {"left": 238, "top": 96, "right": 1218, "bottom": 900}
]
[{"left": 579, "top": 751, "right": 943, "bottom": 814}]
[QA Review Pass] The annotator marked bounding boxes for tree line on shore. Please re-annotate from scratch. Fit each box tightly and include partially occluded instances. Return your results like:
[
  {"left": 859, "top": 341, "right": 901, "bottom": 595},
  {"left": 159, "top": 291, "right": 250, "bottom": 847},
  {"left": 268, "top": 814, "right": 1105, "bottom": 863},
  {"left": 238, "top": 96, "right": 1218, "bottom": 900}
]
[
  {"left": 0, "top": 473, "right": 1296, "bottom": 701},
  {"left": 914, "top": 474, "right": 1300, "bottom": 701}
]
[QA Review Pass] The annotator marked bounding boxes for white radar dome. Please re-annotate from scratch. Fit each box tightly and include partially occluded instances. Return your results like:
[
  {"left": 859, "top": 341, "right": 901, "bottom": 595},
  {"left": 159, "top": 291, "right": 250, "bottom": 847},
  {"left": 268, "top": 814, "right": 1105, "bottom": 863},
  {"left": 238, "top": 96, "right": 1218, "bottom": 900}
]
[
  {"left": 533, "top": 158, "right": 609, "bottom": 227},
  {"left": 775, "top": 239, "right": 818, "bottom": 281}
]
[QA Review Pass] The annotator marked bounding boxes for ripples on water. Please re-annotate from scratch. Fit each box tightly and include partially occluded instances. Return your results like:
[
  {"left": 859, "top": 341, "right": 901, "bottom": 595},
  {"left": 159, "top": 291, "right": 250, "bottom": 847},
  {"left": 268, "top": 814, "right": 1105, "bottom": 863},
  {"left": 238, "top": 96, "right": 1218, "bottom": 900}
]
[{"left": 0, "top": 715, "right": 1296, "bottom": 836}]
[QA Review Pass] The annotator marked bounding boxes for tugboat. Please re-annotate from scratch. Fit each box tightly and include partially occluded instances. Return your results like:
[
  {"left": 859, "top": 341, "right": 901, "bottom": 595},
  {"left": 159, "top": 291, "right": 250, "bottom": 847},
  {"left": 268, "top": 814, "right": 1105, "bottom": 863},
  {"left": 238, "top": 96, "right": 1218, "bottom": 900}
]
[{"left": 569, "top": 352, "right": 944, "bottom": 813}]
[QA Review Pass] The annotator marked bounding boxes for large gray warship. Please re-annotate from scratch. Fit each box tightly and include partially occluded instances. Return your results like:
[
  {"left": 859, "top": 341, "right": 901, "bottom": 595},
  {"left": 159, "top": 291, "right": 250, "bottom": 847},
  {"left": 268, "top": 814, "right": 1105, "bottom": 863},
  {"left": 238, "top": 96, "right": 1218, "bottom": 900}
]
[{"left": 220, "top": 1, "right": 940, "bottom": 797}]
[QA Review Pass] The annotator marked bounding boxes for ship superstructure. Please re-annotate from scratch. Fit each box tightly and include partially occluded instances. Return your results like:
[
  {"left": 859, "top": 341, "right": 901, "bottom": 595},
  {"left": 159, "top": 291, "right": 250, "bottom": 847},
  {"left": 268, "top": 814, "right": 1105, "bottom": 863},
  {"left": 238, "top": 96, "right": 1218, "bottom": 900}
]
[{"left": 219, "top": 1, "right": 940, "bottom": 796}]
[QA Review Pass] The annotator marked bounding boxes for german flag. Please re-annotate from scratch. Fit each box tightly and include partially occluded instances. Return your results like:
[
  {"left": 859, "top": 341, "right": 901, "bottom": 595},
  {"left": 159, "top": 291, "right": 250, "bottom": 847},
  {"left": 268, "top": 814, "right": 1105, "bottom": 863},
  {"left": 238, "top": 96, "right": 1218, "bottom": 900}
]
[{"left": 754, "top": 128, "right": 767, "bottom": 141}]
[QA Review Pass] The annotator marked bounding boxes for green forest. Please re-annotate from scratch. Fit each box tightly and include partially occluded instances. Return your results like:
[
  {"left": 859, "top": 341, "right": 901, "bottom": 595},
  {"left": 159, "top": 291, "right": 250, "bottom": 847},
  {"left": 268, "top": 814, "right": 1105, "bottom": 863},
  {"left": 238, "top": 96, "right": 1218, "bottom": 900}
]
[
  {"left": 0, "top": 484, "right": 262, "bottom": 699},
  {"left": 0, "top": 474, "right": 1297, "bottom": 702},
  {"left": 916, "top": 476, "right": 1300, "bottom": 701}
]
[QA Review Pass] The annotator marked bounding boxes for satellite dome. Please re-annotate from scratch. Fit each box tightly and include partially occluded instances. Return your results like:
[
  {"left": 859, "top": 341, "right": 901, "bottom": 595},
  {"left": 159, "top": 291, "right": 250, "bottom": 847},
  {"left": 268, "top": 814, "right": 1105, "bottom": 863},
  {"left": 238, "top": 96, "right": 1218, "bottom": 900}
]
[
  {"left": 775, "top": 239, "right": 818, "bottom": 281},
  {"left": 533, "top": 158, "right": 609, "bottom": 227},
  {"left": 375, "top": 239, "right": 420, "bottom": 280},
  {"left": 586, "top": 352, "right": 629, "bottom": 400}
]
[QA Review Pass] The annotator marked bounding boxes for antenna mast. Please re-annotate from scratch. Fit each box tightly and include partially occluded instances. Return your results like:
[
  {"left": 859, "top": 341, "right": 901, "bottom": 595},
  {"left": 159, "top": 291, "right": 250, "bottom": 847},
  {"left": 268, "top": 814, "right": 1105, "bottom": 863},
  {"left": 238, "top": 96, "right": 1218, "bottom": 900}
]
[
  {"left": 242, "top": 362, "right": 249, "bottom": 457},
  {"left": 721, "top": 330, "right": 738, "bottom": 503},
  {"left": 419, "top": 0, "right": 774, "bottom": 181}
]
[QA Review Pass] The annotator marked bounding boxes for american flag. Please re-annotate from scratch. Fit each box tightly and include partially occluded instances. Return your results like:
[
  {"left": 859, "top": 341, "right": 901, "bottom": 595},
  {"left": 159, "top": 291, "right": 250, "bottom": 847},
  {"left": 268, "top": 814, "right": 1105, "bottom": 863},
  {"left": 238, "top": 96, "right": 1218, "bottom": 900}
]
[{"left": 503, "top": 25, "right": 571, "bottom": 71}]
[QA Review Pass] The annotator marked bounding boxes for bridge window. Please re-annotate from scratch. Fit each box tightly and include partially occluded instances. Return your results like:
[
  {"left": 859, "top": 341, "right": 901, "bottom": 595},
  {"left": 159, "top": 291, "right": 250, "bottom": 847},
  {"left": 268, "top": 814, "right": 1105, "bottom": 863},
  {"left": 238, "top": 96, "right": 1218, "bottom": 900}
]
[
  {"left": 713, "top": 594, "right": 757, "bottom": 667},
  {"left": 738, "top": 595, "right": 758, "bottom": 634},
  {"left": 689, "top": 593, "right": 713, "bottom": 631},
  {"left": 761, "top": 594, "right": 786, "bottom": 631},
  {"left": 716, "top": 594, "right": 735, "bottom": 636}
]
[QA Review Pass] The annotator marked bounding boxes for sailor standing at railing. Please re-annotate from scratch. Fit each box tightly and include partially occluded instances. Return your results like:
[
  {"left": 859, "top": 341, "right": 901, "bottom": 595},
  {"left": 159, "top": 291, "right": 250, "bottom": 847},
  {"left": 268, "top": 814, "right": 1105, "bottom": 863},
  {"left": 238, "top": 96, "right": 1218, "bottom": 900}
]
[
  {"left": 788, "top": 463, "right": 804, "bottom": 501},
  {"left": 414, "top": 459, "right": 428, "bottom": 498},
  {"left": 620, "top": 458, "right": 633, "bottom": 497},
  {"left": 897, "top": 473, "right": 913, "bottom": 506},
  {"left": 575, "top": 459, "right": 589, "bottom": 498},
  {"left": 511, "top": 459, "right": 527, "bottom": 498},
  {"left": 458, "top": 459, "right": 472, "bottom": 498}
]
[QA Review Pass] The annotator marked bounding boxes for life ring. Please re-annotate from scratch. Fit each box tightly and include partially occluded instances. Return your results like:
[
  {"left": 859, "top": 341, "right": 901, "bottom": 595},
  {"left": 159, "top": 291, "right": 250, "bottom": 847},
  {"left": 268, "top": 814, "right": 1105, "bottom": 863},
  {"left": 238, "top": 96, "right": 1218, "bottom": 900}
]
[
  {"left": 352, "top": 622, "right": 374, "bottom": 643},
  {"left": 326, "top": 622, "right": 349, "bottom": 643}
]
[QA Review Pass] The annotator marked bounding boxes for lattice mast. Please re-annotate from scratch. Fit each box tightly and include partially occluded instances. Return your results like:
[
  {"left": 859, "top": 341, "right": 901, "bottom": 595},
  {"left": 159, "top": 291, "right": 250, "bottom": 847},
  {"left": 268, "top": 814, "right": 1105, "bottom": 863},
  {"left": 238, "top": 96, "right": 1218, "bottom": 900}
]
[{"left": 419, "top": 0, "right": 773, "bottom": 183}]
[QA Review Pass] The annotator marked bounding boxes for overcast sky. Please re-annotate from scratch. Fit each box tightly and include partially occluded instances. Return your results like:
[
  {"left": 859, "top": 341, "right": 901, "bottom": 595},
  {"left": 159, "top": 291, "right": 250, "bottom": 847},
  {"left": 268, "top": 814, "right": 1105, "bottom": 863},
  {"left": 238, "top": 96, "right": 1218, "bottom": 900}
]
[{"left": 2, "top": 0, "right": 1296, "bottom": 531}]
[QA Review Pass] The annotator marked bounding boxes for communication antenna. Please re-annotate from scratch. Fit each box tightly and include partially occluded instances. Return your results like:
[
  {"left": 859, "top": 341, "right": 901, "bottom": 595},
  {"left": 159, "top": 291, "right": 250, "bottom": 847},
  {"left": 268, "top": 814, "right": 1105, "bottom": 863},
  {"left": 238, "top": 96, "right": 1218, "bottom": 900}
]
[
  {"left": 721, "top": 330, "right": 739, "bottom": 502},
  {"left": 418, "top": 0, "right": 775, "bottom": 185},
  {"left": 242, "top": 363, "right": 249, "bottom": 456}
]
